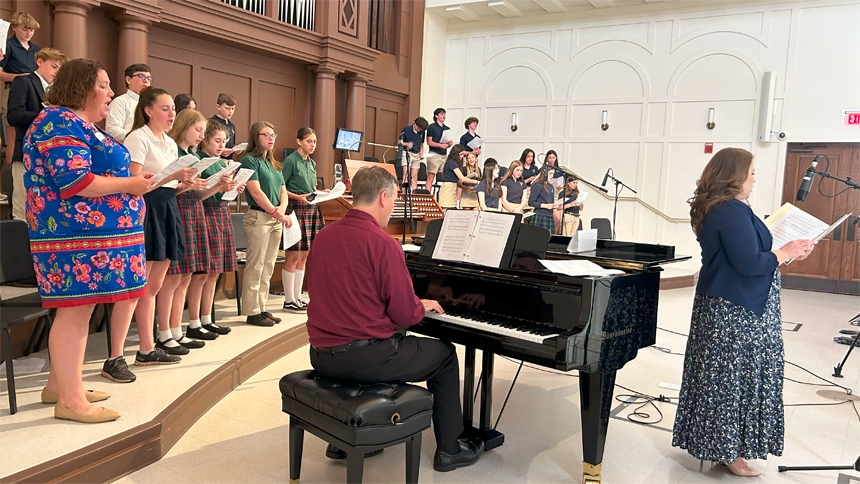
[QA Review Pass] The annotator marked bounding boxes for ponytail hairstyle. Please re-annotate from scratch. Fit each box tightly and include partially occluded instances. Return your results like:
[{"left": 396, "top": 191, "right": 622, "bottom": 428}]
[
  {"left": 297, "top": 126, "right": 316, "bottom": 141},
  {"left": 246, "top": 121, "right": 282, "bottom": 170},
  {"left": 131, "top": 87, "right": 172, "bottom": 131},
  {"left": 689, "top": 147, "right": 754, "bottom": 235},
  {"left": 482, "top": 158, "right": 500, "bottom": 197},
  {"left": 198, "top": 119, "right": 228, "bottom": 155}
]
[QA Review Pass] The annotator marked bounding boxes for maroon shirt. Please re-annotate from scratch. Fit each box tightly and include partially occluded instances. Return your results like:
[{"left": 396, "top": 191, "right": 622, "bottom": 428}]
[{"left": 306, "top": 209, "right": 425, "bottom": 347}]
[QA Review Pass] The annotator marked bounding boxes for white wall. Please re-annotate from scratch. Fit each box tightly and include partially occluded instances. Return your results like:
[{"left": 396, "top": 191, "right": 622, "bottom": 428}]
[{"left": 421, "top": 0, "right": 860, "bottom": 270}]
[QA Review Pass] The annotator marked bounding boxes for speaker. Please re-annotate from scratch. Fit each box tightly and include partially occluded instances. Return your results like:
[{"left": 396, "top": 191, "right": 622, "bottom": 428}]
[{"left": 758, "top": 71, "right": 776, "bottom": 142}]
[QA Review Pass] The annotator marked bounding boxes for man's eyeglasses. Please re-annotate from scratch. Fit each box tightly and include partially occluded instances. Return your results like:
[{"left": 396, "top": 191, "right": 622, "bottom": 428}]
[
  {"left": 260, "top": 133, "right": 278, "bottom": 140},
  {"left": 133, "top": 74, "right": 153, "bottom": 82}
]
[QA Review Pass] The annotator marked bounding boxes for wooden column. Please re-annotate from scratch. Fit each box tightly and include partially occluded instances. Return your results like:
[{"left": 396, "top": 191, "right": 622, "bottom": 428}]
[
  {"left": 345, "top": 75, "right": 368, "bottom": 160},
  {"left": 115, "top": 14, "right": 152, "bottom": 91},
  {"left": 51, "top": 0, "right": 93, "bottom": 59},
  {"left": 312, "top": 66, "right": 339, "bottom": 185}
]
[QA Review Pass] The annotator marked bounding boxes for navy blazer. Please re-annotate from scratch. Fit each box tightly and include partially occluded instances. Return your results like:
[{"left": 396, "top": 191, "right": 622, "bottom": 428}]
[
  {"left": 695, "top": 199, "right": 779, "bottom": 315},
  {"left": 7, "top": 72, "right": 46, "bottom": 163}
]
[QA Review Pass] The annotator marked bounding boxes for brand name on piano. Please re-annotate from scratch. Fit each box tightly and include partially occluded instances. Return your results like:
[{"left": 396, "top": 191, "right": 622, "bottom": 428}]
[{"left": 601, "top": 327, "right": 633, "bottom": 340}]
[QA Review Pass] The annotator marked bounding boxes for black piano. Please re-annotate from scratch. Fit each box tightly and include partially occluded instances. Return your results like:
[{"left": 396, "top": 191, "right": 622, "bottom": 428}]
[{"left": 406, "top": 221, "right": 690, "bottom": 483}]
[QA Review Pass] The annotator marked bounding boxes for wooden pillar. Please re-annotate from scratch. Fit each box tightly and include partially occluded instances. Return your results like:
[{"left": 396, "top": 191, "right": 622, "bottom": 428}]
[
  {"left": 345, "top": 76, "right": 368, "bottom": 160},
  {"left": 115, "top": 13, "right": 151, "bottom": 91},
  {"left": 312, "top": 66, "right": 339, "bottom": 185},
  {"left": 51, "top": 0, "right": 93, "bottom": 60}
]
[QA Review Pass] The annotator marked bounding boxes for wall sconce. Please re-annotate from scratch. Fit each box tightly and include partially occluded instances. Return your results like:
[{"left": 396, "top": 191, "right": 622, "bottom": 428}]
[
  {"left": 601, "top": 110, "right": 609, "bottom": 131},
  {"left": 707, "top": 107, "right": 715, "bottom": 129},
  {"left": 511, "top": 112, "right": 518, "bottom": 132}
]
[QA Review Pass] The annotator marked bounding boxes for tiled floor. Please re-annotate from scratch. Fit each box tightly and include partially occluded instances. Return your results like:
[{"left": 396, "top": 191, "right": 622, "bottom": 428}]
[{"left": 106, "top": 287, "right": 860, "bottom": 484}]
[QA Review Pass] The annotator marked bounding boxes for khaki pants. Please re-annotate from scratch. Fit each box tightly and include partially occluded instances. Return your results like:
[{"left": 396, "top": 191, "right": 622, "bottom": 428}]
[
  {"left": 12, "top": 161, "right": 26, "bottom": 221},
  {"left": 560, "top": 214, "right": 581, "bottom": 236},
  {"left": 242, "top": 210, "right": 283, "bottom": 315}
]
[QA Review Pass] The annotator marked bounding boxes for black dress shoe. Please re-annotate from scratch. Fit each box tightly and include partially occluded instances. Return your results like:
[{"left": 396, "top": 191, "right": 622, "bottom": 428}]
[
  {"left": 186, "top": 326, "right": 218, "bottom": 340},
  {"left": 202, "top": 323, "right": 231, "bottom": 334},
  {"left": 178, "top": 337, "right": 205, "bottom": 349},
  {"left": 155, "top": 338, "right": 190, "bottom": 355},
  {"left": 325, "top": 443, "right": 384, "bottom": 460},
  {"left": 433, "top": 438, "right": 484, "bottom": 472}
]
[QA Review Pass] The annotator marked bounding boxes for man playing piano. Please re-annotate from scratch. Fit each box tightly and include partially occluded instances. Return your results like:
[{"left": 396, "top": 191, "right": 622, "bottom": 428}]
[{"left": 305, "top": 166, "right": 485, "bottom": 472}]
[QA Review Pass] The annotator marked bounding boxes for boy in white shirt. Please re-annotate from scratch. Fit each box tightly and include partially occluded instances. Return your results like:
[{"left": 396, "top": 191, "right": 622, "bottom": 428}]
[{"left": 105, "top": 63, "right": 151, "bottom": 142}]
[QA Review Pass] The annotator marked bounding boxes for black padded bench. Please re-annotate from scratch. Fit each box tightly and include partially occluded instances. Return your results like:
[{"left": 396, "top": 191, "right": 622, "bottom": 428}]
[{"left": 280, "top": 370, "right": 434, "bottom": 483}]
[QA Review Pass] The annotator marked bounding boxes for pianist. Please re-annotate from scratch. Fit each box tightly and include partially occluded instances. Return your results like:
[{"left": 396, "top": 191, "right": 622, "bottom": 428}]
[{"left": 305, "top": 165, "right": 485, "bottom": 472}]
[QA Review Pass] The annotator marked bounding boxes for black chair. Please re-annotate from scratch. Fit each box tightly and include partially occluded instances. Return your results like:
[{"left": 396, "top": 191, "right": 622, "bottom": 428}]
[
  {"left": 413, "top": 188, "right": 431, "bottom": 195},
  {"left": 0, "top": 220, "right": 53, "bottom": 414},
  {"left": 591, "top": 217, "right": 612, "bottom": 239},
  {"left": 281, "top": 370, "right": 432, "bottom": 483},
  {"left": 388, "top": 159, "right": 404, "bottom": 182},
  {"left": 283, "top": 147, "right": 296, "bottom": 160}
]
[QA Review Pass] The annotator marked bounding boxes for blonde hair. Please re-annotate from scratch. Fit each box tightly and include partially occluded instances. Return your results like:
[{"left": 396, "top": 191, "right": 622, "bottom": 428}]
[
  {"left": 247, "top": 121, "right": 281, "bottom": 170},
  {"left": 500, "top": 160, "right": 524, "bottom": 184},
  {"left": 10, "top": 12, "right": 39, "bottom": 30},
  {"left": 35, "top": 48, "right": 68, "bottom": 64},
  {"left": 167, "top": 109, "right": 206, "bottom": 147}
]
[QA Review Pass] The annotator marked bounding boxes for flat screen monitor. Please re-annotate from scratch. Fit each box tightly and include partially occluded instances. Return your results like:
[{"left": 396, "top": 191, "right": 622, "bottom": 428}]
[{"left": 333, "top": 128, "right": 363, "bottom": 152}]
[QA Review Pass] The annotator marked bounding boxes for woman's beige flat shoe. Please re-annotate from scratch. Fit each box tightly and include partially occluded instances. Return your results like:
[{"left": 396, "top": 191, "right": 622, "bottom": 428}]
[
  {"left": 724, "top": 462, "right": 762, "bottom": 477},
  {"left": 41, "top": 387, "right": 110, "bottom": 404},
  {"left": 54, "top": 403, "right": 120, "bottom": 423}
]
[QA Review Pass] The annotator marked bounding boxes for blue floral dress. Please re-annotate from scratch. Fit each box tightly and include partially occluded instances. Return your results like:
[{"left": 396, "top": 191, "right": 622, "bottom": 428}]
[{"left": 23, "top": 106, "right": 147, "bottom": 308}]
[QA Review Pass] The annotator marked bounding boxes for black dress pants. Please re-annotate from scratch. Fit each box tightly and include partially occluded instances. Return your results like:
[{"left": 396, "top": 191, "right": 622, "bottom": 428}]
[{"left": 310, "top": 333, "right": 464, "bottom": 454}]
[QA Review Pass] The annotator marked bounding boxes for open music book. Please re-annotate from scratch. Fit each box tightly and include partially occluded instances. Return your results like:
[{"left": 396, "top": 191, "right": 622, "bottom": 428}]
[
  {"left": 432, "top": 210, "right": 516, "bottom": 268},
  {"left": 764, "top": 202, "right": 852, "bottom": 247}
]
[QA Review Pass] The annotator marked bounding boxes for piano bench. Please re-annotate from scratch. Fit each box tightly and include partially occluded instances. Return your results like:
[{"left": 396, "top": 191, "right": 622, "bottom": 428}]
[{"left": 279, "top": 370, "right": 433, "bottom": 483}]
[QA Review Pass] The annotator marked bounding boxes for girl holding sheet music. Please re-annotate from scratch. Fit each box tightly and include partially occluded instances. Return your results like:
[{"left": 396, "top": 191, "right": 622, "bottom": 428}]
[
  {"left": 475, "top": 158, "right": 501, "bottom": 211},
  {"left": 240, "top": 121, "right": 291, "bottom": 327},
  {"left": 185, "top": 120, "right": 243, "bottom": 337},
  {"left": 280, "top": 127, "right": 327, "bottom": 313},
  {"left": 558, "top": 176, "right": 584, "bottom": 236},
  {"left": 124, "top": 87, "right": 197, "bottom": 366},
  {"left": 438, "top": 144, "right": 475, "bottom": 209},
  {"left": 527, "top": 165, "right": 556, "bottom": 232},
  {"left": 458, "top": 151, "right": 481, "bottom": 209}
]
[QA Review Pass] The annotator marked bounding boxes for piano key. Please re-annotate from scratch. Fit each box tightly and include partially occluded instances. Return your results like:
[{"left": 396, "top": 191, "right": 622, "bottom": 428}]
[{"left": 426, "top": 312, "right": 558, "bottom": 344}]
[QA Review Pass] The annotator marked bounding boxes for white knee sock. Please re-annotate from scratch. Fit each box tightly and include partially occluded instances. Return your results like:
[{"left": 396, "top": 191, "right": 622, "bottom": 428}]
[
  {"left": 294, "top": 270, "right": 305, "bottom": 302},
  {"left": 159, "top": 329, "right": 180, "bottom": 347},
  {"left": 282, "top": 269, "right": 295, "bottom": 303}
]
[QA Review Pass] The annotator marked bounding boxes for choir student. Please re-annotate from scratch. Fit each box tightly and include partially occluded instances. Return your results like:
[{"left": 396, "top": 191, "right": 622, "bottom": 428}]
[{"left": 475, "top": 158, "right": 501, "bottom": 211}]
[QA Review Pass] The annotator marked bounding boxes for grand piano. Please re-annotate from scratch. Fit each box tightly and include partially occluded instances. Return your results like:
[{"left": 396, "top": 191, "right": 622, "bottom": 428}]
[{"left": 405, "top": 220, "right": 689, "bottom": 483}]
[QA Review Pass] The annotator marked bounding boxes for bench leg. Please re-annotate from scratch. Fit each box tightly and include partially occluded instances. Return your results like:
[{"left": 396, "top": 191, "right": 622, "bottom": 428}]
[
  {"left": 346, "top": 452, "right": 365, "bottom": 484},
  {"left": 406, "top": 433, "right": 422, "bottom": 484},
  {"left": 289, "top": 417, "right": 304, "bottom": 480}
]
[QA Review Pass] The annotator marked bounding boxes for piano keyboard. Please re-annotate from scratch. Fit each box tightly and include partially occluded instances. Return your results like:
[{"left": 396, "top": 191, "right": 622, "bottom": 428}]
[{"left": 424, "top": 312, "right": 561, "bottom": 344}]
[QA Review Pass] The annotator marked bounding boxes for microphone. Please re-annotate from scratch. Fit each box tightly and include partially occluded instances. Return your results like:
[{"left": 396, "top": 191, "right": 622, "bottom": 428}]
[
  {"left": 601, "top": 169, "right": 610, "bottom": 187},
  {"left": 796, "top": 155, "right": 819, "bottom": 202},
  {"left": 333, "top": 164, "right": 343, "bottom": 187}
]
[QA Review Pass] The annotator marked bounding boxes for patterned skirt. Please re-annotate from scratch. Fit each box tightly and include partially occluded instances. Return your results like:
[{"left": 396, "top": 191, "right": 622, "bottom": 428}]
[
  {"left": 202, "top": 202, "right": 237, "bottom": 274},
  {"left": 672, "top": 270, "right": 784, "bottom": 464},
  {"left": 529, "top": 213, "right": 555, "bottom": 232},
  {"left": 169, "top": 191, "right": 213, "bottom": 274},
  {"left": 289, "top": 199, "right": 324, "bottom": 252}
]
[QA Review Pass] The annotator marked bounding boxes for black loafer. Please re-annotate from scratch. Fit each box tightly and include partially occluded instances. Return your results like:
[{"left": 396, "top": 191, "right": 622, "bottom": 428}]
[
  {"left": 433, "top": 438, "right": 484, "bottom": 472},
  {"left": 203, "top": 323, "right": 231, "bottom": 334},
  {"left": 325, "top": 444, "right": 384, "bottom": 460},
  {"left": 178, "top": 337, "right": 205, "bottom": 349},
  {"left": 155, "top": 338, "right": 190, "bottom": 355},
  {"left": 186, "top": 326, "right": 218, "bottom": 340}
]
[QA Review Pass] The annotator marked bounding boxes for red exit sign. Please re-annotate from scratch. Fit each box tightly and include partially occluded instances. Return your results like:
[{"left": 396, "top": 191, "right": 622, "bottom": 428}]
[{"left": 848, "top": 112, "right": 860, "bottom": 125}]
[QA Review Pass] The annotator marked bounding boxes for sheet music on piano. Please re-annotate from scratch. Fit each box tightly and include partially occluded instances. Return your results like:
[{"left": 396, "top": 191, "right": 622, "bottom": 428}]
[{"left": 431, "top": 210, "right": 516, "bottom": 268}]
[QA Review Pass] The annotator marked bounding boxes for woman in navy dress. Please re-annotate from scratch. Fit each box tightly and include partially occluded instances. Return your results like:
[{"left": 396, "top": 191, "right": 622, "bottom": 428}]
[
  {"left": 671, "top": 148, "right": 815, "bottom": 476},
  {"left": 24, "top": 59, "right": 154, "bottom": 422}
]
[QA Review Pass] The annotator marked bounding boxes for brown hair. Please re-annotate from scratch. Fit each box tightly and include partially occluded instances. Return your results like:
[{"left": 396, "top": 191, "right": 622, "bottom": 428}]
[
  {"left": 199, "top": 119, "right": 228, "bottom": 153},
  {"left": 167, "top": 109, "right": 206, "bottom": 146},
  {"left": 446, "top": 144, "right": 465, "bottom": 164},
  {"left": 481, "top": 158, "right": 501, "bottom": 197},
  {"left": 351, "top": 166, "right": 399, "bottom": 206},
  {"left": 688, "top": 147, "right": 754, "bottom": 235},
  {"left": 131, "top": 87, "right": 172, "bottom": 131},
  {"left": 500, "top": 160, "right": 524, "bottom": 184},
  {"left": 35, "top": 48, "right": 68, "bottom": 64},
  {"left": 297, "top": 126, "right": 316, "bottom": 141},
  {"left": 45, "top": 59, "right": 103, "bottom": 110},
  {"left": 247, "top": 121, "right": 281, "bottom": 170},
  {"left": 563, "top": 175, "right": 580, "bottom": 198},
  {"left": 464, "top": 117, "right": 479, "bottom": 129},
  {"left": 217, "top": 92, "right": 236, "bottom": 106},
  {"left": 10, "top": 12, "right": 39, "bottom": 30},
  {"left": 414, "top": 117, "right": 428, "bottom": 131}
]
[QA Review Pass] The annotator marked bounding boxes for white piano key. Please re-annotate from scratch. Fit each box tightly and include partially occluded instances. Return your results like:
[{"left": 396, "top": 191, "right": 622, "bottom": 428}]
[{"left": 425, "top": 313, "right": 558, "bottom": 344}]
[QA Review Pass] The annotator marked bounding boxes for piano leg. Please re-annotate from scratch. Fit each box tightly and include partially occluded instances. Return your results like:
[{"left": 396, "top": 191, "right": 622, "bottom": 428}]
[
  {"left": 463, "top": 346, "right": 476, "bottom": 428},
  {"left": 578, "top": 370, "right": 617, "bottom": 484}
]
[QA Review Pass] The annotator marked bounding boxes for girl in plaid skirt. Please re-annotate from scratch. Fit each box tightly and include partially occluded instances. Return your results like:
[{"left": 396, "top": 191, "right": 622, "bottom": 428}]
[
  {"left": 184, "top": 120, "right": 243, "bottom": 338},
  {"left": 526, "top": 165, "right": 557, "bottom": 233},
  {"left": 280, "top": 127, "right": 327, "bottom": 313}
]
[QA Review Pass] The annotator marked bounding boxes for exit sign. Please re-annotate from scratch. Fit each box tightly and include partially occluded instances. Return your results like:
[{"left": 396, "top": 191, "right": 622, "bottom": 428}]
[{"left": 848, "top": 113, "right": 860, "bottom": 125}]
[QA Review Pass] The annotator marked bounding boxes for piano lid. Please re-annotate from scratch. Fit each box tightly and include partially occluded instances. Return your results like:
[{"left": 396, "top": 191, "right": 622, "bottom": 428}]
[{"left": 546, "top": 235, "right": 691, "bottom": 270}]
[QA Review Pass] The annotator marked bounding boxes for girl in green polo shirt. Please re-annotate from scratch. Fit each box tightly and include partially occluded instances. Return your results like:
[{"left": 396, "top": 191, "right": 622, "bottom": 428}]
[
  {"left": 280, "top": 127, "right": 327, "bottom": 313},
  {"left": 239, "top": 121, "right": 293, "bottom": 327}
]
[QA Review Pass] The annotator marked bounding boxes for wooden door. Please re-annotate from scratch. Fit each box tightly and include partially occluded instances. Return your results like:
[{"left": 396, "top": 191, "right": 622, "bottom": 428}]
[{"left": 780, "top": 143, "right": 860, "bottom": 294}]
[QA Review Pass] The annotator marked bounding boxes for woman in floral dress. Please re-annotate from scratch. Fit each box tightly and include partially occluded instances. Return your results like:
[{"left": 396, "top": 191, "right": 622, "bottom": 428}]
[{"left": 24, "top": 59, "right": 155, "bottom": 423}]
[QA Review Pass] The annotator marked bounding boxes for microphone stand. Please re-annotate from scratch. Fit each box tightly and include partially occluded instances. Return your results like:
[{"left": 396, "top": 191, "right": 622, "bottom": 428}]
[
  {"left": 395, "top": 136, "right": 413, "bottom": 244},
  {"left": 604, "top": 172, "right": 636, "bottom": 240},
  {"left": 555, "top": 167, "right": 608, "bottom": 236}
]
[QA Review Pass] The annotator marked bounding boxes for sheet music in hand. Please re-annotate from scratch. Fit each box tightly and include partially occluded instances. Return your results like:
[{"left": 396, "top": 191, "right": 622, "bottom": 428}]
[
  {"left": 764, "top": 202, "right": 852, "bottom": 249},
  {"left": 204, "top": 161, "right": 242, "bottom": 189},
  {"left": 281, "top": 212, "right": 301, "bottom": 249},
  {"left": 431, "top": 210, "right": 516, "bottom": 268},
  {"left": 466, "top": 137, "right": 482, "bottom": 150},
  {"left": 221, "top": 168, "right": 255, "bottom": 201},
  {"left": 308, "top": 182, "right": 346, "bottom": 204},
  {"left": 151, "top": 154, "right": 200, "bottom": 182}
]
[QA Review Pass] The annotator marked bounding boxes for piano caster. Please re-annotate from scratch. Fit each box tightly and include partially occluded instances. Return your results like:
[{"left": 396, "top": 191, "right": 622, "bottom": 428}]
[{"left": 583, "top": 462, "right": 602, "bottom": 484}]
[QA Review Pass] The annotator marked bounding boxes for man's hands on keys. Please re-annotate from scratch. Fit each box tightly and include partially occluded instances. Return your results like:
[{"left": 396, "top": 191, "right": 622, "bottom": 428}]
[{"left": 421, "top": 299, "right": 444, "bottom": 314}]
